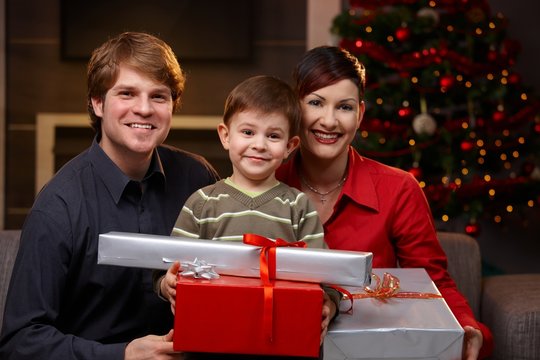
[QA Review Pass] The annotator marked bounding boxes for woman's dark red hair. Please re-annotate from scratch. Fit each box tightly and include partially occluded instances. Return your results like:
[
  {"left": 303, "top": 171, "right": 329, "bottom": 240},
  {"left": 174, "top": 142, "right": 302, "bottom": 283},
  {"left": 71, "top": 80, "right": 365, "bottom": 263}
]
[{"left": 293, "top": 46, "right": 365, "bottom": 100}]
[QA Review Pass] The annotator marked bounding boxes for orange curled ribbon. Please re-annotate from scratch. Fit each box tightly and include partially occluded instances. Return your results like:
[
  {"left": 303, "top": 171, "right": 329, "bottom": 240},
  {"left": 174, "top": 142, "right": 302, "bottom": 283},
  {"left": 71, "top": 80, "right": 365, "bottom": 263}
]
[
  {"left": 243, "top": 233, "right": 307, "bottom": 342},
  {"left": 347, "top": 272, "right": 443, "bottom": 303}
]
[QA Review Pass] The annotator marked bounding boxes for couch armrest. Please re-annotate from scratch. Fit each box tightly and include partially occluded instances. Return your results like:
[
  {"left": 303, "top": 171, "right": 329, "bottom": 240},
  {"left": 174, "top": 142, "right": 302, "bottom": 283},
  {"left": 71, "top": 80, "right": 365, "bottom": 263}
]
[
  {"left": 437, "top": 231, "right": 482, "bottom": 318},
  {"left": 0, "top": 230, "right": 22, "bottom": 333},
  {"left": 481, "top": 274, "right": 540, "bottom": 360}
]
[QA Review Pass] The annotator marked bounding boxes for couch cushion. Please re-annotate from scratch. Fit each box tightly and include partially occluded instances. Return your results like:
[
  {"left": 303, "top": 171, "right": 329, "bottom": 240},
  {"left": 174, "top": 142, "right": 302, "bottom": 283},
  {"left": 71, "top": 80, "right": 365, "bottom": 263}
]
[
  {"left": 482, "top": 274, "right": 540, "bottom": 360},
  {"left": 0, "top": 230, "right": 21, "bottom": 333}
]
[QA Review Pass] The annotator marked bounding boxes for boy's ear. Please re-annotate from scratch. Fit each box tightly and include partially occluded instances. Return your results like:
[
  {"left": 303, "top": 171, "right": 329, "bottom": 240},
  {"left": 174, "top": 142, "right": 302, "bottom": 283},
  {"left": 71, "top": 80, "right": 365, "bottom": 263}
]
[
  {"left": 285, "top": 135, "right": 300, "bottom": 159},
  {"left": 91, "top": 97, "right": 104, "bottom": 117},
  {"left": 217, "top": 123, "right": 230, "bottom": 150}
]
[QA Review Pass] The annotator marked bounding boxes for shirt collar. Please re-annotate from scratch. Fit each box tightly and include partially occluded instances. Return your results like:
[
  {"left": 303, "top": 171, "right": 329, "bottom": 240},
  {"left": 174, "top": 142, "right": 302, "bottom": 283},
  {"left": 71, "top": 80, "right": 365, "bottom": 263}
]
[
  {"left": 89, "top": 138, "right": 165, "bottom": 204},
  {"left": 280, "top": 146, "right": 380, "bottom": 212},
  {"left": 341, "top": 146, "right": 380, "bottom": 212}
]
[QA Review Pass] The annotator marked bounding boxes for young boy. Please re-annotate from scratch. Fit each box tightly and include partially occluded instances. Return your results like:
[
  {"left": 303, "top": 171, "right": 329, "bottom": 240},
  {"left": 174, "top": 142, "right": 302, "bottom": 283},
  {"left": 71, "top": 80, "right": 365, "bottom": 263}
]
[
  {"left": 171, "top": 75, "right": 324, "bottom": 245},
  {"left": 155, "top": 76, "right": 337, "bottom": 358}
]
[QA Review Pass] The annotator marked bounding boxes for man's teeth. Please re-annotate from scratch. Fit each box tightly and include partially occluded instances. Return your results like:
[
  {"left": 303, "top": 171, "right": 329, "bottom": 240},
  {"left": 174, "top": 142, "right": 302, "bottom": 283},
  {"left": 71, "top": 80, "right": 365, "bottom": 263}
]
[{"left": 130, "top": 123, "right": 152, "bottom": 129}]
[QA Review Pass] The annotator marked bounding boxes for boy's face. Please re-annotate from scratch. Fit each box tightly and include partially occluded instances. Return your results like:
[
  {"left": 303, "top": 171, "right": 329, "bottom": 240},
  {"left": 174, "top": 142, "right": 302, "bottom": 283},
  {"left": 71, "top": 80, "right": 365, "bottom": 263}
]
[
  {"left": 91, "top": 64, "right": 173, "bottom": 167},
  {"left": 218, "top": 110, "right": 299, "bottom": 189}
]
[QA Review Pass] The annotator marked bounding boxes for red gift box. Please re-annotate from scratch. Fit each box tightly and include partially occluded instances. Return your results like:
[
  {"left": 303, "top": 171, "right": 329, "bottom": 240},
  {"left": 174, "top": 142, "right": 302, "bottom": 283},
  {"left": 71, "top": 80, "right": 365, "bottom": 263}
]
[{"left": 173, "top": 275, "right": 323, "bottom": 357}]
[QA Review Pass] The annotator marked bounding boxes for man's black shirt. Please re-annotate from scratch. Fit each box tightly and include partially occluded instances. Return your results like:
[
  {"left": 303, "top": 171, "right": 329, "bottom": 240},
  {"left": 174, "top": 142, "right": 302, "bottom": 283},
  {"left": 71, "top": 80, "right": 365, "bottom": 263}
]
[{"left": 0, "top": 140, "right": 218, "bottom": 359}]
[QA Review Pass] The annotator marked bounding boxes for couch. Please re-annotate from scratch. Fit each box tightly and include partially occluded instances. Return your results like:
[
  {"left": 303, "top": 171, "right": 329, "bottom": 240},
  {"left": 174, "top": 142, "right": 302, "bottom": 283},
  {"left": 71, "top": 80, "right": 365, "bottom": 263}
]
[
  {"left": 0, "top": 230, "right": 21, "bottom": 334},
  {"left": 438, "top": 231, "right": 540, "bottom": 360},
  {"left": 1, "top": 230, "right": 539, "bottom": 358}
]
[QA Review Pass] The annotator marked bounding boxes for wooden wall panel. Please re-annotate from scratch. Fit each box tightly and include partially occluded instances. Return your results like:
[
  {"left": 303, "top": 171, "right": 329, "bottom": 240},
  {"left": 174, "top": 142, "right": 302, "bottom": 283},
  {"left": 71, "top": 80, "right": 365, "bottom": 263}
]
[{"left": 4, "top": 0, "right": 308, "bottom": 228}]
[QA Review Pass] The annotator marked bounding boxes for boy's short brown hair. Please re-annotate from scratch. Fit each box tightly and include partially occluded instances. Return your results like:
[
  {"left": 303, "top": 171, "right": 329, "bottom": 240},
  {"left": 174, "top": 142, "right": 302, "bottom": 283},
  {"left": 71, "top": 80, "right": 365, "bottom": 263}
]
[
  {"left": 223, "top": 75, "right": 301, "bottom": 138},
  {"left": 86, "top": 32, "right": 185, "bottom": 138}
]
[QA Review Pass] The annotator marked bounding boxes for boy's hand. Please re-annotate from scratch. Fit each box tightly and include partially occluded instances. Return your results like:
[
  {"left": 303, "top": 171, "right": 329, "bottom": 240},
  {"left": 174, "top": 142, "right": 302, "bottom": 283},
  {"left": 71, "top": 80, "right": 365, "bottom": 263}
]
[
  {"left": 320, "top": 291, "right": 336, "bottom": 344},
  {"left": 160, "top": 261, "right": 181, "bottom": 314}
]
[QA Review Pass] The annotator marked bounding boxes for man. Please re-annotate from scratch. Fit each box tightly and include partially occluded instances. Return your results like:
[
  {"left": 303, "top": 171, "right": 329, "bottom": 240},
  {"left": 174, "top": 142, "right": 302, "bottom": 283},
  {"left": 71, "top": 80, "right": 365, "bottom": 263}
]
[{"left": 0, "top": 32, "right": 218, "bottom": 359}]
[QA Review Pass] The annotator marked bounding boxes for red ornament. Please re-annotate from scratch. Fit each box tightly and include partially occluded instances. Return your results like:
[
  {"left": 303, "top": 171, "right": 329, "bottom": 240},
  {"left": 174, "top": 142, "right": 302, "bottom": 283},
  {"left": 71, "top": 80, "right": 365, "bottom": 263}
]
[
  {"left": 492, "top": 110, "right": 506, "bottom": 123},
  {"left": 408, "top": 167, "right": 422, "bottom": 179},
  {"left": 464, "top": 222, "right": 480, "bottom": 237},
  {"left": 370, "top": 118, "right": 382, "bottom": 129},
  {"left": 460, "top": 140, "right": 474, "bottom": 152},
  {"left": 534, "top": 123, "right": 540, "bottom": 134},
  {"left": 398, "top": 107, "right": 413, "bottom": 119},
  {"left": 399, "top": 71, "right": 410, "bottom": 78},
  {"left": 476, "top": 117, "right": 485, "bottom": 128},
  {"left": 395, "top": 27, "right": 411, "bottom": 41},
  {"left": 487, "top": 50, "right": 498, "bottom": 62},
  {"left": 439, "top": 74, "right": 455, "bottom": 89},
  {"left": 508, "top": 73, "right": 521, "bottom": 85}
]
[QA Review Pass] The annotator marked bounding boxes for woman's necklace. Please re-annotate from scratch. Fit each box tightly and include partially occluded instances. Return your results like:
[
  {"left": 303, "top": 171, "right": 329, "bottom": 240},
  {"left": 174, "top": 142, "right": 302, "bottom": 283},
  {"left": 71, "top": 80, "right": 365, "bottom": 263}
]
[{"left": 300, "top": 175, "right": 347, "bottom": 204}]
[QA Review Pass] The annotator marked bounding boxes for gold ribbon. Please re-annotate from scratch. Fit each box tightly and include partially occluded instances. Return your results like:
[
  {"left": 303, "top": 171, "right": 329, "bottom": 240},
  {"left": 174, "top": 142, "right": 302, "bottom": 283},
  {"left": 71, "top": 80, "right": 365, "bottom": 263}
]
[{"left": 346, "top": 272, "right": 443, "bottom": 303}]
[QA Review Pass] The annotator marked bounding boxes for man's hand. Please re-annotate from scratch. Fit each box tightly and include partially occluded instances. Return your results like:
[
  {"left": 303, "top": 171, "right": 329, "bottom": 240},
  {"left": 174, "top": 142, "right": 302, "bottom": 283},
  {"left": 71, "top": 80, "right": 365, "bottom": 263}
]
[
  {"left": 320, "top": 291, "right": 337, "bottom": 344},
  {"left": 124, "top": 329, "right": 184, "bottom": 360},
  {"left": 160, "top": 262, "right": 181, "bottom": 314},
  {"left": 462, "top": 325, "right": 483, "bottom": 360}
]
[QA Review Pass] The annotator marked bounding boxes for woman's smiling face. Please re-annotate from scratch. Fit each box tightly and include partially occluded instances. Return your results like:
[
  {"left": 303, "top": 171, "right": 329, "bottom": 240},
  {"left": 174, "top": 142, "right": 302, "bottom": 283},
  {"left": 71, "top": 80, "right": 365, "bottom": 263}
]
[{"left": 299, "top": 79, "right": 364, "bottom": 161}]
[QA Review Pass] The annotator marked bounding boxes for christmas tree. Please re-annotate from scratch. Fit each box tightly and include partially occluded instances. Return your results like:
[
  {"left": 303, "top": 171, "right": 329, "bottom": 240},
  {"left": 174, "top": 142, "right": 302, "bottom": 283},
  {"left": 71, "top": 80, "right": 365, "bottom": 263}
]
[{"left": 332, "top": 0, "right": 540, "bottom": 236}]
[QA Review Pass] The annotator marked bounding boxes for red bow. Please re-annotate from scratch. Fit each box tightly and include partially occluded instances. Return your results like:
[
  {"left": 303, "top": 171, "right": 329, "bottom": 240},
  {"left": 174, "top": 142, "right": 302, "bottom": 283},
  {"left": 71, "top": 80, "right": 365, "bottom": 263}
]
[{"left": 242, "top": 233, "right": 306, "bottom": 342}]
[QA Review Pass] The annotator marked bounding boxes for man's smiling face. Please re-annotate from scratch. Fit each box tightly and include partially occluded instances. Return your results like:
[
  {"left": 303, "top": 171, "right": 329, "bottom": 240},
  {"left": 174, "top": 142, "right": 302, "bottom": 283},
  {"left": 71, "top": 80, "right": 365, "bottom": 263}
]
[{"left": 91, "top": 64, "right": 173, "bottom": 167}]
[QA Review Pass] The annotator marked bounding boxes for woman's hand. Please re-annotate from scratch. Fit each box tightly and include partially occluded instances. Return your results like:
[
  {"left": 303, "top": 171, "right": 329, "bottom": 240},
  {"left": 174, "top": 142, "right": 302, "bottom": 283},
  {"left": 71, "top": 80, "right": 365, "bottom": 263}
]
[{"left": 462, "top": 325, "right": 483, "bottom": 359}]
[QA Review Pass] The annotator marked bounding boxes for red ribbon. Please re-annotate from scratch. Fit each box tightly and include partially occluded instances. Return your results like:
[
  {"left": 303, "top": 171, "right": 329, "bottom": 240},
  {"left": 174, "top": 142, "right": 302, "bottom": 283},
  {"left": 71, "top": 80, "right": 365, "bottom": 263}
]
[
  {"left": 326, "top": 284, "right": 355, "bottom": 314},
  {"left": 242, "top": 233, "right": 307, "bottom": 342}
]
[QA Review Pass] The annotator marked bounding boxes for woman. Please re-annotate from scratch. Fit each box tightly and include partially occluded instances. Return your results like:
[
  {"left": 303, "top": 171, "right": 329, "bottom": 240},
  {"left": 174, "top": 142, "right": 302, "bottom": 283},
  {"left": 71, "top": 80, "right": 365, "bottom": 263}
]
[{"left": 276, "top": 46, "right": 493, "bottom": 359}]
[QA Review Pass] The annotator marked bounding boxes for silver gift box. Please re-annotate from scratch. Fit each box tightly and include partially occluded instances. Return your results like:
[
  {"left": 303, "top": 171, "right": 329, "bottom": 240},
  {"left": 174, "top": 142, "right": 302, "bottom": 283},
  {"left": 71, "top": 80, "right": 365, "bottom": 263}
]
[
  {"left": 98, "top": 232, "right": 373, "bottom": 287},
  {"left": 324, "top": 268, "right": 464, "bottom": 360}
]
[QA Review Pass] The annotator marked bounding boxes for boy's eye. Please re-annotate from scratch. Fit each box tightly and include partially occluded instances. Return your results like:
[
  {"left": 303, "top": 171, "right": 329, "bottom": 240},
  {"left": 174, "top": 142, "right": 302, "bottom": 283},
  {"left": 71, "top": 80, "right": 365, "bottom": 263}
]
[
  {"left": 268, "top": 133, "right": 281, "bottom": 140},
  {"left": 241, "top": 129, "right": 254, "bottom": 136}
]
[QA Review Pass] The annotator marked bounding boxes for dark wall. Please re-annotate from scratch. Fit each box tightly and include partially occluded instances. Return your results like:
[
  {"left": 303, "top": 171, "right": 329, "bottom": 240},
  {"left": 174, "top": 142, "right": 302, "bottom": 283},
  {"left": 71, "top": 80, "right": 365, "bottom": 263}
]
[
  {"left": 4, "top": 0, "right": 307, "bottom": 228},
  {"left": 489, "top": 0, "right": 540, "bottom": 92}
]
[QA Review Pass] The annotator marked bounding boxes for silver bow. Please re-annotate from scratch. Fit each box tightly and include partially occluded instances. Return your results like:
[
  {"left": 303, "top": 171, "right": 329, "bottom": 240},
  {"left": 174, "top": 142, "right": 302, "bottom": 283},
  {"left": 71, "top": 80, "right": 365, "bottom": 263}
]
[{"left": 179, "top": 257, "right": 220, "bottom": 280}]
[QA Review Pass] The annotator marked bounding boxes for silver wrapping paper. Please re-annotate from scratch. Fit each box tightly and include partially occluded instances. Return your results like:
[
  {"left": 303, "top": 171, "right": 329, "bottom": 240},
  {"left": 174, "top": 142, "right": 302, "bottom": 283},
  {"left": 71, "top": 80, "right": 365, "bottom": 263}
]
[
  {"left": 98, "top": 231, "right": 373, "bottom": 287},
  {"left": 324, "top": 268, "right": 464, "bottom": 360}
]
